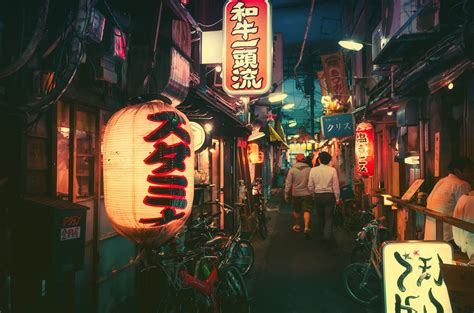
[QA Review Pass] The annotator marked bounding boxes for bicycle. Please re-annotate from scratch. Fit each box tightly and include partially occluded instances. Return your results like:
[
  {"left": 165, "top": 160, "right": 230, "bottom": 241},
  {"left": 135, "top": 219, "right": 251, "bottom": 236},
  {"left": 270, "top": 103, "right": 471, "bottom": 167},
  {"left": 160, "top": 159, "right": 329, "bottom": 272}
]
[
  {"left": 185, "top": 201, "right": 255, "bottom": 276},
  {"left": 251, "top": 178, "right": 268, "bottom": 239},
  {"left": 343, "top": 216, "right": 386, "bottom": 306}
]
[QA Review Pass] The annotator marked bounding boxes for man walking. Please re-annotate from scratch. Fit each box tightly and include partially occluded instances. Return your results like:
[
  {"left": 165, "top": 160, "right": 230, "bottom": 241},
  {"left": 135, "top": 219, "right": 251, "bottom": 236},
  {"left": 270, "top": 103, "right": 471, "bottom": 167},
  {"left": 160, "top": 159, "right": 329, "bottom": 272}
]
[
  {"left": 284, "top": 154, "right": 312, "bottom": 234},
  {"left": 308, "top": 152, "right": 341, "bottom": 245}
]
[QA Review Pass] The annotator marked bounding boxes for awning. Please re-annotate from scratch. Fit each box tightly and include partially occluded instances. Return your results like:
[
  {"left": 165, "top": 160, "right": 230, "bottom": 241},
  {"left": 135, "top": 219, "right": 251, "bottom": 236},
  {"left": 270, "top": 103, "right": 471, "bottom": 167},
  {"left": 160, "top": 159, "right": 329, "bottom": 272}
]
[{"left": 269, "top": 125, "right": 289, "bottom": 149}]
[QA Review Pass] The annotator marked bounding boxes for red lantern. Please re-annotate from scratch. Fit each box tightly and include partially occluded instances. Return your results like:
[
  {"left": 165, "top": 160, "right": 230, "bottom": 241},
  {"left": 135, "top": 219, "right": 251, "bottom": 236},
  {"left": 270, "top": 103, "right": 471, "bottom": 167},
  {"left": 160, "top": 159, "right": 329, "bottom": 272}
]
[
  {"left": 103, "top": 96, "right": 194, "bottom": 246},
  {"left": 355, "top": 122, "right": 374, "bottom": 177}
]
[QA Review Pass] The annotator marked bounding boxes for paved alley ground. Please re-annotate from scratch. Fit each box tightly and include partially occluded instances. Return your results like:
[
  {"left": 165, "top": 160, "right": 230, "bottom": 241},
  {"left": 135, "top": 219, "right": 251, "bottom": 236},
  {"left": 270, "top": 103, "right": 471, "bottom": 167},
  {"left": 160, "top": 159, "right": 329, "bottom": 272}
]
[{"left": 246, "top": 190, "right": 379, "bottom": 313}]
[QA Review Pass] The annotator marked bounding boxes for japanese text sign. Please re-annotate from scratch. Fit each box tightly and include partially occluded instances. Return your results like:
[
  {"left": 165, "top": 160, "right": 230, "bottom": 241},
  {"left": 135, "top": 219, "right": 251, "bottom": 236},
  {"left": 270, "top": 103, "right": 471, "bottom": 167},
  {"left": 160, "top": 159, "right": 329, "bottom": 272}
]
[
  {"left": 355, "top": 122, "right": 374, "bottom": 177},
  {"left": 383, "top": 242, "right": 453, "bottom": 313},
  {"left": 223, "top": 0, "right": 272, "bottom": 96},
  {"left": 320, "top": 113, "right": 355, "bottom": 139},
  {"left": 321, "top": 52, "right": 349, "bottom": 107}
]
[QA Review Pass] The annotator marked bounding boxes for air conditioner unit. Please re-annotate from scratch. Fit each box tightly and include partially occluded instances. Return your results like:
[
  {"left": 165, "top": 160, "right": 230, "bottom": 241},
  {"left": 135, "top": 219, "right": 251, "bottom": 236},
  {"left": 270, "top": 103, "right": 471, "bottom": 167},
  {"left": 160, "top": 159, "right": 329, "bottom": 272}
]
[{"left": 382, "top": 0, "right": 439, "bottom": 43}]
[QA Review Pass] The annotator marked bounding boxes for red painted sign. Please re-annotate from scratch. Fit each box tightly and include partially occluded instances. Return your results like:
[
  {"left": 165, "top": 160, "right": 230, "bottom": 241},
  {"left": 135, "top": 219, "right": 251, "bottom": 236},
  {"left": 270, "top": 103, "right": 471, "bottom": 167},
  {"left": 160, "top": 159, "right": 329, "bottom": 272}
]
[
  {"left": 223, "top": 0, "right": 272, "bottom": 96},
  {"left": 355, "top": 122, "right": 374, "bottom": 177},
  {"left": 321, "top": 52, "right": 349, "bottom": 107}
]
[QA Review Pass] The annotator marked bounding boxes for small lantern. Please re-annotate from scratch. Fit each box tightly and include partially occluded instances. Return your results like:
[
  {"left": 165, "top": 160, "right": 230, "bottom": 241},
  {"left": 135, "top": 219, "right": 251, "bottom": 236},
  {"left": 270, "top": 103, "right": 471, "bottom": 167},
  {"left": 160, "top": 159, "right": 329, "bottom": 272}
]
[
  {"left": 355, "top": 122, "right": 374, "bottom": 177},
  {"left": 103, "top": 95, "right": 194, "bottom": 246},
  {"left": 248, "top": 143, "right": 263, "bottom": 164}
]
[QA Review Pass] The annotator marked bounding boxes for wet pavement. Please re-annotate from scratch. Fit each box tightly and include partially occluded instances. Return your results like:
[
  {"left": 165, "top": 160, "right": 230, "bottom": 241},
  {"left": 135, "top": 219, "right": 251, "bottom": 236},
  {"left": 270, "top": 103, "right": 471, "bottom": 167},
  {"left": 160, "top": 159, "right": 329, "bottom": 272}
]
[{"left": 247, "top": 190, "right": 378, "bottom": 313}]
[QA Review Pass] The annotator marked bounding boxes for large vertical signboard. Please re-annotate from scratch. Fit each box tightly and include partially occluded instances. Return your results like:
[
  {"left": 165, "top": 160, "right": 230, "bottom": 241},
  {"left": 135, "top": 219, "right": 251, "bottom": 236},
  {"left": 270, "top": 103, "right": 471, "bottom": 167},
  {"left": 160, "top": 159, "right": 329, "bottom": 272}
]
[
  {"left": 223, "top": 0, "right": 272, "bottom": 96},
  {"left": 383, "top": 242, "right": 453, "bottom": 313},
  {"left": 321, "top": 52, "right": 350, "bottom": 107}
]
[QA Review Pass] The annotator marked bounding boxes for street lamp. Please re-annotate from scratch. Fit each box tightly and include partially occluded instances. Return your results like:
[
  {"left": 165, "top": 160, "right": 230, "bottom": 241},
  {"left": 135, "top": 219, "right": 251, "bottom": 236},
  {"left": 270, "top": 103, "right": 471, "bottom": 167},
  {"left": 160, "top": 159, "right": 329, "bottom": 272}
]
[
  {"left": 338, "top": 39, "right": 370, "bottom": 52},
  {"left": 268, "top": 92, "right": 288, "bottom": 103},
  {"left": 282, "top": 103, "right": 295, "bottom": 110}
]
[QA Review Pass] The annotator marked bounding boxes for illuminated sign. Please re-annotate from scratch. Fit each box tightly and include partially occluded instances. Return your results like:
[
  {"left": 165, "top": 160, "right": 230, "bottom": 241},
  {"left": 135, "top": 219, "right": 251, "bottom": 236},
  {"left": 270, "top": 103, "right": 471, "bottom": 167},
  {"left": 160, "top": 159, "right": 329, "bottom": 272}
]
[
  {"left": 320, "top": 113, "right": 355, "bottom": 139},
  {"left": 223, "top": 0, "right": 272, "bottom": 96},
  {"left": 355, "top": 122, "right": 374, "bottom": 177},
  {"left": 248, "top": 143, "right": 263, "bottom": 163},
  {"left": 383, "top": 241, "right": 453, "bottom": 313},
  {"left": 190, "top": 121, "right": 209, "bottom": 153},
  {"left": 103, "top": 99, "right": 194, "bottom": 246},
  {"left": 321, "top": 52, "right": 349, "bottom": 107}
]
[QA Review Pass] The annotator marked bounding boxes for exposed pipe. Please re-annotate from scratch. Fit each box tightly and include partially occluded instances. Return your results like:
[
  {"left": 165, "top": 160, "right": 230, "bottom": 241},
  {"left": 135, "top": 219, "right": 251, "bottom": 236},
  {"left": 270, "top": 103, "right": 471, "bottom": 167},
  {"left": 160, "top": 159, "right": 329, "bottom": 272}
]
[{"left": 0, "top": 0, "right": 50, "bottom": 79}]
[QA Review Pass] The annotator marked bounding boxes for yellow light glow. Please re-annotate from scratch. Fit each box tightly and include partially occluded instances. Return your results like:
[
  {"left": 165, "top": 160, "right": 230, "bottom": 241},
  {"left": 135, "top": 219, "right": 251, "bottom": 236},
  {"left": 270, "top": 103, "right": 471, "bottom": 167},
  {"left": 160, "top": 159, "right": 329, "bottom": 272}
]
[
  {"left": 288, "top": 120, "right": 297, "bottom": 127},
  {"left": 293, "top": 134, "right": 300, "bottom": 139},
  {"left": 204, "top": 123, "right": 213, "bottom": 132},
  {"left": 282, "top": 103, "right": 295, "bottom": 110},
  {"left": 338, "top": 39, "right": 363, "bottom": 51},
  {"left": 215, "top": 65, "right": 222, "bottom": 73},
  {"left": 268, "top": 92, "right": 288, "bottom": 103},
  {"left": 448, "top": 82, "right": 454, "bottom": 90},
  {"left": 103, "top": 100, "right": 194, "bottom": 246},
  {"left": 387, "top": 111, "right": 393, "bottom": 116}
]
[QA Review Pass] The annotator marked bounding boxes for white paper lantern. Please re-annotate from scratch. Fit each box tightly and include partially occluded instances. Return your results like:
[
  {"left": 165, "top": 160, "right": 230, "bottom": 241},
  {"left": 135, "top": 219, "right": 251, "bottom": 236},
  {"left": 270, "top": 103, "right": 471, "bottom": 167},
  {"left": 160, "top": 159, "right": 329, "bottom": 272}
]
[{"left": 103, "top": 97, "right": 194, "bottom": 246}]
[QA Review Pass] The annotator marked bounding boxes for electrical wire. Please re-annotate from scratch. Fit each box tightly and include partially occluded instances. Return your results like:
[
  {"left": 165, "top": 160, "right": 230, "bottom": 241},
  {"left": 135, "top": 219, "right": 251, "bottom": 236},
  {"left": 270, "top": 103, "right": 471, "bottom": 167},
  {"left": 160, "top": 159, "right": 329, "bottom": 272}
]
[
  {"left": 293, "top": 0, "right": 316, "bottom": 87},
  {"left": 0, "top": 0, "right": 50, "bottom": 79},
  {"left": 198, "top": 19, "right": 223, "bottom": 28}
]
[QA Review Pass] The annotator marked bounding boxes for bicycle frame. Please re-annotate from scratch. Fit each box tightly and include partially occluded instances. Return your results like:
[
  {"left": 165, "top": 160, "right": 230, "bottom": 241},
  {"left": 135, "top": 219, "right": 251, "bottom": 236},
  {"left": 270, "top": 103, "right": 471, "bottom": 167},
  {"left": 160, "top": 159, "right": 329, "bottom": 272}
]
[{"left": 360, "top": 220, "right": 384, "bottom": 287}]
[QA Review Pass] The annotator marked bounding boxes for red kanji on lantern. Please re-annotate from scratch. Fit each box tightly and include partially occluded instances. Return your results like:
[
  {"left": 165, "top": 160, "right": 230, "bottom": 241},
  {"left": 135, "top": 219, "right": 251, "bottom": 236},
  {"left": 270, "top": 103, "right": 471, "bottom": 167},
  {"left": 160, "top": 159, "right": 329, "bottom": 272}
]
[{"left": 355, "top": 122, "right": 374, "bottom": 177}]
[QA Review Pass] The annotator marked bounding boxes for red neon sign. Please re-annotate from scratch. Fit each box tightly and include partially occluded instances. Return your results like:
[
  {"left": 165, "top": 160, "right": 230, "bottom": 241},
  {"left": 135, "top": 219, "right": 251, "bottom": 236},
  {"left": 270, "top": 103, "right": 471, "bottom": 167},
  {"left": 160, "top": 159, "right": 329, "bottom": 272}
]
[
  {"left": 223, "top": 0, "right": 272, "bottom": 96},
  {"left": 355, "top": 122, "right": 374, "bottom": 177}
]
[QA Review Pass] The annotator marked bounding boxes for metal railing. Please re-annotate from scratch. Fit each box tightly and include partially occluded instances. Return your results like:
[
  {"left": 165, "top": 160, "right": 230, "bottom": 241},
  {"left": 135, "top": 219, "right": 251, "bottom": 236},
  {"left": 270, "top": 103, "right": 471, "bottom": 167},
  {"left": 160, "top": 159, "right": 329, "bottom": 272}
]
[{"left": 370, "top": 194, "right": 474, "bottom": 243}]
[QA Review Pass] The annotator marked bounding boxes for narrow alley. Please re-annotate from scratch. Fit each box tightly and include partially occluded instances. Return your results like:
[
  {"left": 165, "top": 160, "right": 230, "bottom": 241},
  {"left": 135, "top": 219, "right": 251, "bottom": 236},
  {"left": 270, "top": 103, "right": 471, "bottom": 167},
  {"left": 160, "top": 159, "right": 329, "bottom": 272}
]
[{"left": 248, "top": 191, "right": 376, "bottom": 313}]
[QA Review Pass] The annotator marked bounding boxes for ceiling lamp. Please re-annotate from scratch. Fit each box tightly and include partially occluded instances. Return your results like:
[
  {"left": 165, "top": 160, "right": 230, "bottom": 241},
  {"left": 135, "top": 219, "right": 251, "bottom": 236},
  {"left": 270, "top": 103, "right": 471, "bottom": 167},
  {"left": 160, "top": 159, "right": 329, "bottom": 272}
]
[
  {"left": 288, "top": 120, "right": 297, "bottom": 128},
  {"left": 248, "top": 129, "right": 265, "bottom": 142},
  {"left": 338, "top": 39, "right": 364, "bottom": 51},
  {"left": 282, "top": 103, "right": 295, "bottom": 110},
  {"left": 268, "top": 92, "right": 288, "bottom": 103}
]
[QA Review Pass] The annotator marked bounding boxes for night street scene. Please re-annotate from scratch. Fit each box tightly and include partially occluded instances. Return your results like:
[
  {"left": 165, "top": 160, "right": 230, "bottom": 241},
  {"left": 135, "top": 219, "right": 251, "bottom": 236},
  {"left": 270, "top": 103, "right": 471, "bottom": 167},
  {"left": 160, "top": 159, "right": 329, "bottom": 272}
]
[{"left": 1, "top": 0, "right": 474, "bottom": 312}]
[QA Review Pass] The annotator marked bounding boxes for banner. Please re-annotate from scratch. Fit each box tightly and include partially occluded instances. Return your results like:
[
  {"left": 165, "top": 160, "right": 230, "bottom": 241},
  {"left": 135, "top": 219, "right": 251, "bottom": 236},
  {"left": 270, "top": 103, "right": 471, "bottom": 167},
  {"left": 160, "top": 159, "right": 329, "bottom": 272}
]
[
  {"left": 321, "top": 52, "right": 349, "bottom": 106},
  {"left": 223, "top": 0, "right": 272, "bottom": 96}
]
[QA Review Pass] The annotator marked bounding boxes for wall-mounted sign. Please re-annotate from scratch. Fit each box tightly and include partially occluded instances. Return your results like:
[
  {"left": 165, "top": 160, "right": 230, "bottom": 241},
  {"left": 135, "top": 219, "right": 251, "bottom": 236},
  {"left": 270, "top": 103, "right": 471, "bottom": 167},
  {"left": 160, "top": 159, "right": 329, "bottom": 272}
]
[
  {"left": 355, "top": 122, "right": 374, "bottom": 177},
  {"left": 321, "top": 52, "right": 349, "bottom": 107},
  {"left": 383, "top": 241, "right": 453, "bottom": 313},
  {"left": 401, "top": 179, "right": 425, "bottom": 201},
  {"left": 248, "top": 143, "right": 264, "bottom": 163},
  {"left": 223, "top": 0, "right": 272, "bottom": 96},
  {"left": 434, "top": 132, "right": 440, "bottom": 177},
  {"left": 103, "top": 98, "right": 194, "bottom": 246},
  {"left": 320, "top": 113, "right": 355, "bottom": 139},
  {"left": 190, "top": 121, "right": 210, "bottom": 153}
]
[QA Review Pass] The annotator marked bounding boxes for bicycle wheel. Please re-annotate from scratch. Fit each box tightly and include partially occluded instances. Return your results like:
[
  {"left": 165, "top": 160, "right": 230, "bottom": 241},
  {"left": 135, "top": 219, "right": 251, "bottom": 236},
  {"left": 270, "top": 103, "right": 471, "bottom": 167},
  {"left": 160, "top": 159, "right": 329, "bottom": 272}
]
[
  {"left": 257, "top": 211, "right": 268, "bottom": 239},
  {"left": 217, "top": 265, "right": 250, "bottom": 313},
  {"left": 230, "top": 239, "right": 254, "bottom": 276},
  {"left": 343, "top": 263, "right": 380, "bottom": 305}
]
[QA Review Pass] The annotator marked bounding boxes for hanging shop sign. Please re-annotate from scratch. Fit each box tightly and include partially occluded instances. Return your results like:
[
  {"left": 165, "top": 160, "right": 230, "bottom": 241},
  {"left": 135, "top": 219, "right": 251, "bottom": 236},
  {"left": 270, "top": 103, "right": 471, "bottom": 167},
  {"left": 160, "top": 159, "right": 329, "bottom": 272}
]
[
  {"left": 248, "top": 143, "right": 264, "bottom": 163},
  {"left": 223, "top": 0, "right": 272, "bottom": 96},
  {"left": 103, "top": 97, "right": 194, "bottom": 246},
  {"left": 320, "top": 113, "right": 355, "bottom": 139},
  {"left": 382, "top": 241, "right": 453, "bottom": 313},
  {"left": 190, "top": 121, "right": 210, "bottom": 153},
  {"left": 321, "top": 52, "right": 349, "bottom": 107},
  {"left": 317, "top": 71, "right": 329, "bottom": 96},
  {"left": 355, "top": 122, "right": 374, "bottom": 177}
]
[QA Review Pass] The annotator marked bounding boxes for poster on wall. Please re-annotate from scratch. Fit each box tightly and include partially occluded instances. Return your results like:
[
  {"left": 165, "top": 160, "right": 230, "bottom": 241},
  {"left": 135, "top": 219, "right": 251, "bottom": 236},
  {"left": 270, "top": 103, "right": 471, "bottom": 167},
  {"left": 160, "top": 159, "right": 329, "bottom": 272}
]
[
  {"left": 383, "top": 241, "right": 453, "bottom": 313},
  {"left": 223, "top": 0, "right": 272, "bottom": 96}
]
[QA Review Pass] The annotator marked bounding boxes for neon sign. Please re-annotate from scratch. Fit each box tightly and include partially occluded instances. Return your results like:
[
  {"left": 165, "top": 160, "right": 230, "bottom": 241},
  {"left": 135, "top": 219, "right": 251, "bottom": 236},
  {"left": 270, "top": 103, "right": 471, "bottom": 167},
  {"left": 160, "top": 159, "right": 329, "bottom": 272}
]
[{"left": 223, "top": 0, "right": 272, "bottom": 96}]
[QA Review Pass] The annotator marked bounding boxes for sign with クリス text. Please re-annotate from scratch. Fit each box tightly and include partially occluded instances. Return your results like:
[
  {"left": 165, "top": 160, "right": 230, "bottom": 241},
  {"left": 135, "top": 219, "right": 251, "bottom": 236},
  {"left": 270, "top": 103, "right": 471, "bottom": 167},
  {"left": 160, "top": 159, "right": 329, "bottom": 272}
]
[
  {"left": 223, "top": 0, "right": 272, "bottom": 96},
  {"left": 383, "top": 241, "right": 453, "bottom": 313},
  {"left": 320, "top": 113, "right": 355, "bottom": 139}
]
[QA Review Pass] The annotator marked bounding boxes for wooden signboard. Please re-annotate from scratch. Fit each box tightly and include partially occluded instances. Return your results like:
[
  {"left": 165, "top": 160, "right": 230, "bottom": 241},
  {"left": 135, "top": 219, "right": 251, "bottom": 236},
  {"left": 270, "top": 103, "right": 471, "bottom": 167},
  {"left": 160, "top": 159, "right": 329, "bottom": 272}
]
[{"left": 401, "top": 178, "right": 424, "bottom": 201}]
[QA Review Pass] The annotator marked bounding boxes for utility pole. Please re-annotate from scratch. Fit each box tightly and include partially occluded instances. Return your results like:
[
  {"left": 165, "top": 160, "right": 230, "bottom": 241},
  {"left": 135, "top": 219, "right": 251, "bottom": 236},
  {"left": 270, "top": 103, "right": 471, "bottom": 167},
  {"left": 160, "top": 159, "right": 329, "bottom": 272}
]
[{"left": 304, "top": 75, "right": 315, "bottom": 138}]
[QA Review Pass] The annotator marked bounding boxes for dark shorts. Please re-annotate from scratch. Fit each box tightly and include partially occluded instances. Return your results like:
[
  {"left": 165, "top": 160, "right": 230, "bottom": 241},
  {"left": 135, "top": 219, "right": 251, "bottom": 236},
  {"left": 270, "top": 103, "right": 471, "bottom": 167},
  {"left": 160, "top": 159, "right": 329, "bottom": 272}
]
[{"left": 292, "top": 195, "right": 313, "bottom": 213}]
